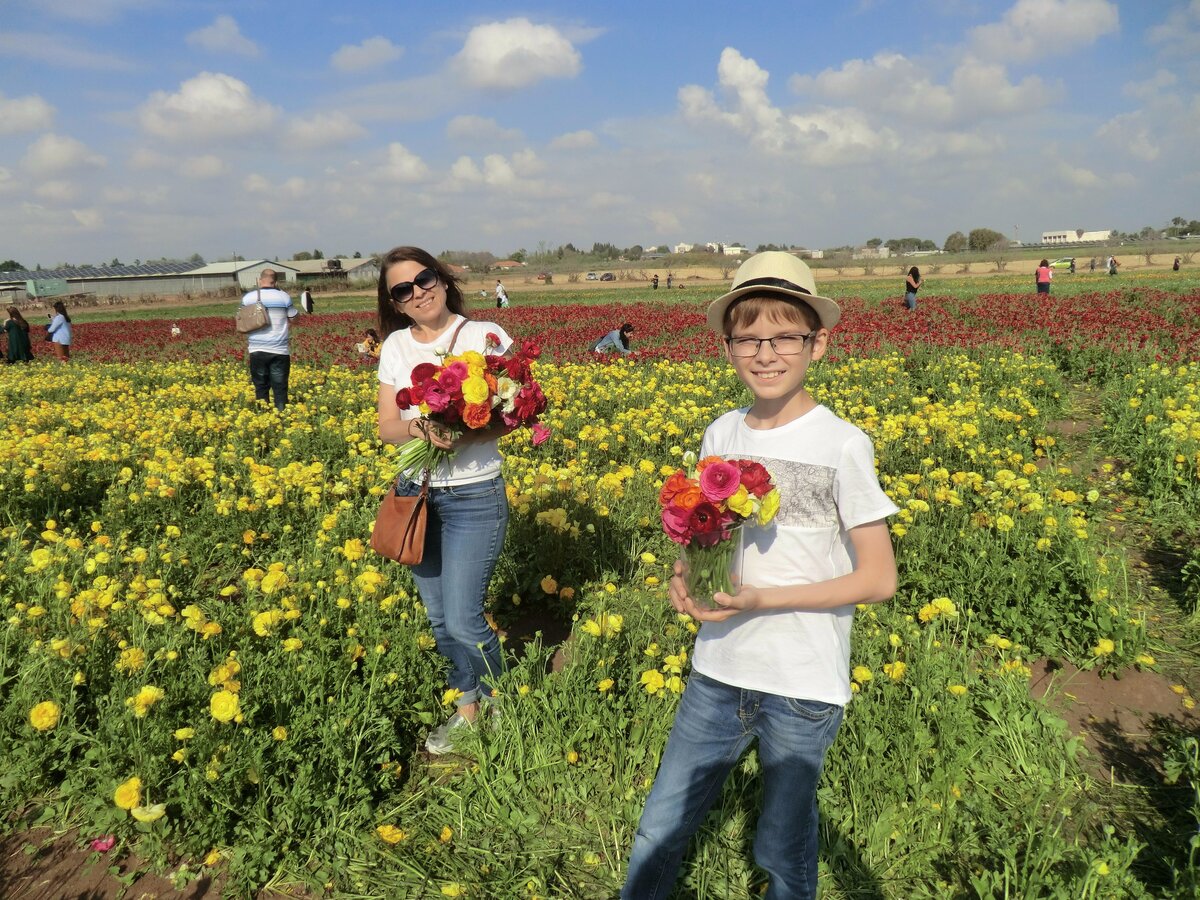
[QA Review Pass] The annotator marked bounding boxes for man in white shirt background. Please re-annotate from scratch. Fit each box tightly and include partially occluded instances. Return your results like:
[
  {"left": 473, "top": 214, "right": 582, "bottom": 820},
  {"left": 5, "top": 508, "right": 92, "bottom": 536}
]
[{"left": 241, "top": 268, "right": 298, "bottom": 410}]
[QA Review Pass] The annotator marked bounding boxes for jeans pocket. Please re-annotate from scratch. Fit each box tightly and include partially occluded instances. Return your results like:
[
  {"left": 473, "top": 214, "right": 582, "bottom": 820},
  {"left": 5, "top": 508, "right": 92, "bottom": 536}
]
[
  {"left": 444, "top": 478, "right": 502, "bottom": 500},
  {"left": 781, "top": 695, "right": 843, "bottom": 723}
]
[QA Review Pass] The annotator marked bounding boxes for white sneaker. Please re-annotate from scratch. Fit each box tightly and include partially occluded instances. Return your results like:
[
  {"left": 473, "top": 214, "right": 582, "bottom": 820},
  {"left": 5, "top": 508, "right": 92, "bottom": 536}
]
[{"left": 424, "top": 712, "right": 471, "bottom": 755}]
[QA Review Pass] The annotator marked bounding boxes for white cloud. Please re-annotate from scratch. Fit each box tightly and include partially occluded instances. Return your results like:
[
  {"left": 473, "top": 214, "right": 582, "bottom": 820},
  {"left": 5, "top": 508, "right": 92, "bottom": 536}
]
[
  {"left": 139, "top": 72, "right": 279, "bottom": 142},
  {"left": 1096, "top": 112, "right": 1160, "bottom": 162},
  {"left": 1057, "top": 162, "right": 1103, "bottom": 189},
  {"left": 22, "top": 133, "right": 107, "bottom": 175},
  {"left": 71, "top": 208, "right": 103, "bottom": 229},
  {"left": 947, "top": 57, "right": 1052, "bottom": 118},
  {"left": 453, "top": 18, "right": 581, "bottom": 90},
  {"left": 446, "top": 115, "right": 522, "bottom": 143},
  {"left": 286, "top": 112, "right": 368, "bottom": 148},
  {"left": 549, "top": 129, "right": 597, "bottom": 150},
  {"left": 1122, "top": 69, "right": 1177, "bottom": 101},
  {"left": 970, "top": 0, "right": 1119, "bottom": 62},
  {"left": 186, "top": 15, "right": 259, "bottom": 57},
  {"left": 448, "top": 156, "right": 484, "bottom": 187},
  {"left": 180, "top": 155, "right": 227, "bottom": 179},
  {"left": 0, "top": 31, "right": 133, "bottom": 70},
  {"left": 0, "top": 167, "right": 12, "bottom": 193},
  {"left": 243, "top": 173, "right": 271, "bottom": 194},
  {"left": 35, "top": 180, "right": 77, "bottom": 202},
  {"left": 331, "top": 36, "right": 402, "bottom": 73},
  {"left": 1147, "top": 0, "right": 1200, "bottom": 57},
  {"left": 0, "top": 91, "right": 55, "bottom": 134},
  {"left": 129, "top": 147, "right": 169, "bottom": 169},
  {"left": 444, "top": 150, "right": 540, "bottom": 190},
  {"left": 29, "top": 0, "right": 150, "bottom": 23},
  {"left": 380, "top": 143, "right": 430, "bottom": 182}
]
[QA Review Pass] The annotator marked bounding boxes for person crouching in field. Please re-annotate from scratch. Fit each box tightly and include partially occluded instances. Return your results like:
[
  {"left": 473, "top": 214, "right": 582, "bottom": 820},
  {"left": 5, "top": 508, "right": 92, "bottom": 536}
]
[
  {"left": 591, "top": 322, "right": 634, "bottom": 354},
  {"left": 622, "top": 252, "right": 899, "bottom": 900}
]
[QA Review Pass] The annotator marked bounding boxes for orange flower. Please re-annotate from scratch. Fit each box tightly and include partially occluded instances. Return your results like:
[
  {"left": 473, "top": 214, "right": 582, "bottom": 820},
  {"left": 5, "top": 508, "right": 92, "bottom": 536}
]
[
  {"left": 658, "top": 471, "right": 691, "bottom": 505},
  {"left": 695, "top": 455, "right": 726, "bottom": 472},
  {"left": 673, "top": 484, "right": 703, "bottom": 511},
  {"left": 463, "top": 402, "right": 492, "bottom": 429},
  {"left": 484, "top": 372, "right": 498, "bottom": 394}
]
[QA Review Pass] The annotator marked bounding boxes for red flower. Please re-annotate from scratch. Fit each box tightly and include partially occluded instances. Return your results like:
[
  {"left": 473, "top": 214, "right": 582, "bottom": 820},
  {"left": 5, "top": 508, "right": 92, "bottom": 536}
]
[
  {"left": 737, "top": 460, "right": 772, "bottom": 498},
  {"left": 688, "top": 502, "right": 727, "bottom": 548}
]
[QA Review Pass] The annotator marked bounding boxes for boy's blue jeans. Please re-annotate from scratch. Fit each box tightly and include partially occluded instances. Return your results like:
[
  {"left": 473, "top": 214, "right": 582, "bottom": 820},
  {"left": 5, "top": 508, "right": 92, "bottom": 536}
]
[
  {"left": 248, "top": 351, "right": 290, "bottom": 410},
  {"left": 623, "top": 671, "right": 843, "bottom": 900},
  {"left": 396, "top": 475, "right": 509, "bottom": 706}
]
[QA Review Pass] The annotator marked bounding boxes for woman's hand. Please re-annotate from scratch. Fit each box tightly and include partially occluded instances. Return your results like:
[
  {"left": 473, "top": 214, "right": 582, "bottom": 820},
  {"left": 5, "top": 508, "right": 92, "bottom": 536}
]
[{"left": 411, "top": 418, "right": 455, "bottom": 450}]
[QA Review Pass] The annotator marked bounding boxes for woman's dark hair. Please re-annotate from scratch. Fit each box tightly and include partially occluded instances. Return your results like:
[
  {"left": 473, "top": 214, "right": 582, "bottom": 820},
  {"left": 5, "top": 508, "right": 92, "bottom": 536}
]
[
  {"left": 7, "top": 306, "right": 29, "bottom": 331},
  {"left": 1040, "top": 259, "right": 1049, "bottom": 267},
  {"left": 52, "top": 300, "right": 71, "bottom": 323},
  {"left": 376, "top": 246, "right": 466, "bottom": 338},
  {"left": 366, "top": 328, "right": 380, "bottom": 340},
  {"left": 618, "top": 322, "right": 634, "bottom": 350},
  {"left": 908, "top": 266, "right": 920, "bottom": 281}
]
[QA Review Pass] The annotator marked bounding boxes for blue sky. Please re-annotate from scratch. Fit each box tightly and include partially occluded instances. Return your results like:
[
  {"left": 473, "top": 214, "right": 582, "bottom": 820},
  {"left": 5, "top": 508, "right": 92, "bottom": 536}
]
[{"left": 2, "top": 0, "right": 1197, "bottom": 266}]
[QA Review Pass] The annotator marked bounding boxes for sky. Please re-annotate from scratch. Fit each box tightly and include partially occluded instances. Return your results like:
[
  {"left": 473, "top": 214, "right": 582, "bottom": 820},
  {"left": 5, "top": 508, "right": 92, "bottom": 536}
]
[{"left": 2, "top": 0, "right": 1198, "bottom": 267}]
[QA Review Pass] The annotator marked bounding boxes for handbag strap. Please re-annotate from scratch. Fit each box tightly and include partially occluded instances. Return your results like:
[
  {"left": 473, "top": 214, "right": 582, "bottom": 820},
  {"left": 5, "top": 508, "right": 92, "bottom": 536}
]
[{"left": 444, "top": 317, "right": 469, "bottom": 353}]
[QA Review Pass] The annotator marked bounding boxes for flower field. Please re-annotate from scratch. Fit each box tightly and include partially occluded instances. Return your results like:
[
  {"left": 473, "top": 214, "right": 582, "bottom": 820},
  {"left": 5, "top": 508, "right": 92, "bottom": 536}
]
[{"left": 3, "top": 281, "right": 1199, "bottom": 897}]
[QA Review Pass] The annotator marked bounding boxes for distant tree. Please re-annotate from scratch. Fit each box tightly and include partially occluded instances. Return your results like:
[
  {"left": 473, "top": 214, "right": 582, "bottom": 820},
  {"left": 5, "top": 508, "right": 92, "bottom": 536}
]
[
  {"left": 943, "top": 232, "right": 967, "bottom": 252},
  {"left": 624, "top": 245, "right": 643, "bottom": 260},
  {"left": 353, "top": 251, "right": 362, "bottom": 258},
  {"left": 865, "top": 237, "right": 883, "bottom": 248},
  {"left": 968, "top": 228, "right": 1006, "bottom": 252},
  {"left": 110, "top": 257, "right": 122, "bottom": 266},
  {"left": 187, "top": 252, "right": 206, "bottom": 266},
  {"left": 312, "top": 249, "right": 323, "bottom": 260},
  {"left": 509, "top": 249, "right": 526, "bottom": 263},
  {"left": 0, "top": 259, "right": 23, "bottom": 271}
]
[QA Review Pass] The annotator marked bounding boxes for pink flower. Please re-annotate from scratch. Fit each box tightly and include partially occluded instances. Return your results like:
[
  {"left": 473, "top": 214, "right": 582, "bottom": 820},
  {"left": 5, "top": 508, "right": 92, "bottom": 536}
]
[
  {"left": 90, "top": 835, "right": 116, "bottom": 852},
  {"left": 531, "top": 423, "right": 551, "bottom": 446},
  {"left": 661, "top": 504, "right": 693, "bottom": 545},
  {"left": 698, "top": 460, "right": 741, "bottom": 502},
  {"left": 422, "top": 381, "right": 452, "bottom": 413}
]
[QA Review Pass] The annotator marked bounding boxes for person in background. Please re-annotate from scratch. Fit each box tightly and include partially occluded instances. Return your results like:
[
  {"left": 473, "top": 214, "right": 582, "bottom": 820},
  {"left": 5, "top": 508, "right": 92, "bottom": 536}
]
[
  {"left": 666, "top": 273, "right": 673, "bottom": 289},
  {"left": 904, "top": 265, "right": 923, "bottom": 310},
  {"left": 591, "top": 323, "right": 635, "bottom": 355},
  {"left": 358, "top": 327, "right": 381, "bottom": 357},
  {"left": 1089, "top": 257, "right": 1097, "bottom": 272},
  {"left": 300, "top": 287, "right": 314, "bottom": 314},
  {"left": 1108, "top": 255, "right": 1120, "bottom": 276},
  {"left": 170, "top": 322, "right": 182, "bottom": 338},
  {"left": 1035, "top": 259, "right": 1053, "bottom": 294},
  {"left": 495, "top": 279, "right": 509, "bottom": 309},
  {"left": 375, "top": 246, "right": 513, "bottom": 755},
  {"left": 241, "top": 268, "right": 298, "bottom": 411},
  {"left": 1174, "top": 256, "right": 1182, "bottom": 272},
  {"left": 46, "top": 300, "right": 72, "bottom": 362},
  {"left": 1069, "top": 258, "right": 1076, "bottom": 274},
  {"left": 652, "top": 274, "right": 659, "bottom": 290},
  {"left": 4, "top": 306, "right": 34, "bottom": 363}
]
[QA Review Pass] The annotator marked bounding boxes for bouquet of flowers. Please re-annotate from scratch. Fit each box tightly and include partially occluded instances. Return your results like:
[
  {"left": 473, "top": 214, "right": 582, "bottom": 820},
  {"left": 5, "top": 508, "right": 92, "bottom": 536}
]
[
  {"left": 393, "top": 332, "right": 549, "bottom": 479},
  {"left": 658, "top": 453, "right": 780, "bottom": 610}
]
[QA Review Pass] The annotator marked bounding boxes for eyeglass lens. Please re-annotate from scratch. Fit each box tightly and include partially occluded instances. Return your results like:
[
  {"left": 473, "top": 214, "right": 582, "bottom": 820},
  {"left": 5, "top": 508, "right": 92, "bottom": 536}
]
[
  {"left": 389, "top": 268, "right": 439, "bottom": 304},
  {"left": 726, "top": 334, "right": 812, "bottom": 357}
]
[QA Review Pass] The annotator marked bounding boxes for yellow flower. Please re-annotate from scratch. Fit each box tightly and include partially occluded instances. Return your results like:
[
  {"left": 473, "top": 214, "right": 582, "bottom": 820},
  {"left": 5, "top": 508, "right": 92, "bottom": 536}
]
[
  {"left": 540, "top": 575, "right": 558, "bottom": 595},
  {"left": 566, "top": 750, "right": 579, "bottom": 765},
  {"left": 376, "top": 824, "right": 408, "bottom": 844},
  {"left": 29, "top": 700, "right": 61, "bottom": 732},
  {"left": 210, "top": 689, "right": 241, "bottom": 723},
  {"left": 640, "top": 669, "right": 665, "bottom": 695},
  {"left": 173, "top": 727, "right": 195, "bottom": 740},
  {"left": 1135, "top": 653, "right": 1156, "bottom": 667},
  {"left": 441, "top": 885, "right": 465, "bottom": 897},
  {"left": 272, "top": 726, "right": 288, "bottom": 741},
  {"left": 597, "top": 678, "right": 614, "bottom": 692},
  {"left": 259, "top": 569, "right": 289, "bottom": 595},
  {"left": 281, "top": 637, "right": 304, "bottom": 653},
  {"left": 461, "top": 374, "right": 489, "bottom": 404},
  {"left": 852, "top": 665, "right": 873, "bottom": 684},
  {"left": 948, "top": 684, "right": 968, "bottom": 696},
  {"left": 341, "top": 538, "right": 365, "bottom": 561},
  {"left": 203, "top": 850, "right": 222, "bottom": 867},
  {"left": 757, "top": 489, "right": 781, "bottom": 526},
  {"left": 726, "top": 485, "right": 753, "bottom": 518},
  {"left": 883, "top": 661, "right": 907, "bottom": 682},
  {"left": 127, "top": 685, "right": 165, "bottom": 718},
  {"left": 438, "top": 826, "right": 454, "bottom": 844},
  {"left": 113, "top": 776, "right": 142, "bottom": 810},
  {"left": 131, "top": 804, "right": 167, "bottom": 823},
  {"left": 441, "top": 688, "right": 464, "bottom": 707},
  {"left": 1092, "top": 638, "right": 1115, "bottom": 657},
  {"left": 116, "top": 647, "right": 147, "bottom": 672}
]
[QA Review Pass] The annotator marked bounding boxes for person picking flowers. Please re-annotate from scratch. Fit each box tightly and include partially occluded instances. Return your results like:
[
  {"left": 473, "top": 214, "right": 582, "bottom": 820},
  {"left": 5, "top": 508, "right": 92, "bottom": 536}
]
[{"left": 624, "top": 251, "right": 899, "bottom": 900}]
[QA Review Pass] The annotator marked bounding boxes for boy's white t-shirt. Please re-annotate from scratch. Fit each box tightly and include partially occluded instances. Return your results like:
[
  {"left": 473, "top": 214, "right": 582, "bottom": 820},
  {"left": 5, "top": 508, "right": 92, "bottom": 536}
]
[
  {"left": 377, "top": 315, "right": 513, "bottom": 487},
  {"left": 692, "top": 404, "right": 899, "bottom": 706}
]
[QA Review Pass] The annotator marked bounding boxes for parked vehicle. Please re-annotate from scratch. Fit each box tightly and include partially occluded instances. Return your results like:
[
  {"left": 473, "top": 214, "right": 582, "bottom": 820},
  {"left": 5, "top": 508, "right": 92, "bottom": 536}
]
[
  {"left": 585, "top": 272, "right": 598, "bottom": 281},
  {"left": 1049, "top": 257, "right": 1076, "bottom": 271},
  {"left": 600, "top": 272, "right": 615, "bottom": 281}
]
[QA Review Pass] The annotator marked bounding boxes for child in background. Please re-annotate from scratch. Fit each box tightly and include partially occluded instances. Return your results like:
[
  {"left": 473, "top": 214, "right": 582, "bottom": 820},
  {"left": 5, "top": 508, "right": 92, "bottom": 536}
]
[
  {"left": 622, "top": 252, "right": 898, "bottom": 900},
  {"left": 358, "top": 328, "right": 381, "bottom": 357}
]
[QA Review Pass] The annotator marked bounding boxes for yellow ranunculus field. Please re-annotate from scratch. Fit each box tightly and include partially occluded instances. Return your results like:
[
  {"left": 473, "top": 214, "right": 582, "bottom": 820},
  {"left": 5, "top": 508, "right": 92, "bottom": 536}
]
[{"left": 2, "top": 282, "right": 1199, "bottom": 898}]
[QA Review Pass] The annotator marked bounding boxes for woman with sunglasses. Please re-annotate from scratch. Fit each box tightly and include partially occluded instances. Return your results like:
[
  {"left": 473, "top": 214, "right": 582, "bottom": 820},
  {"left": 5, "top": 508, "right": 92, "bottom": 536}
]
[{"left": 375, "top": 246, "right": 515, "bottom": 755}]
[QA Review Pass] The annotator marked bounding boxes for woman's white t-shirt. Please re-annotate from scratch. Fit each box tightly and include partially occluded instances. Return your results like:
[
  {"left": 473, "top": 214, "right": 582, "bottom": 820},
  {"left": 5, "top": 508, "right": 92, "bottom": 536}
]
[
  {"left": 377, "top": 316, "right": 513, "bottom": 487},
  {"left": 692, "top": 405, "right": 899, "bottom": 706}
]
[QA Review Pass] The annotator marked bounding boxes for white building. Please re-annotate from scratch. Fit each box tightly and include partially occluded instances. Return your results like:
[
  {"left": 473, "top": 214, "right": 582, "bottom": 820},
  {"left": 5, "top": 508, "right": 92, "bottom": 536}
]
[
  {"left": 673, "top": 243, "right": 695, "bottom": 254},
  {"left": 1041, "top": 229, "right": 1116, "bottom": 245}
]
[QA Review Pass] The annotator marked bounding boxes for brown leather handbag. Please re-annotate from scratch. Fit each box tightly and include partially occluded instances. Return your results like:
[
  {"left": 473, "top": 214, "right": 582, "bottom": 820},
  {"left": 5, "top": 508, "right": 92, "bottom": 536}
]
[{"left": 370, "top": 469, "right": 430, "bottom": 564}]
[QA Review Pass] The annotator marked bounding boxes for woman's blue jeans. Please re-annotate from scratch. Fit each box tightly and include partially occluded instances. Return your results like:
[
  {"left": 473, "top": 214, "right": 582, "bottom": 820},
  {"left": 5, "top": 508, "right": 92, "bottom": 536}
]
[
  {"left": 395, "top": 475, "right": 509, "bottom": 706},
  {"left": 623, "top": 672, "right": 843, "bottom": 900}
]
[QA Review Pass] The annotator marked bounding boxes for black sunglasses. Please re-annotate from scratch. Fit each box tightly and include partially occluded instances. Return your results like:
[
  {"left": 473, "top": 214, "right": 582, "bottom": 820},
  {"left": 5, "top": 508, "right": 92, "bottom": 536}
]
[{"left": 388, "top": 267, "right": 439, "bottom": 304}]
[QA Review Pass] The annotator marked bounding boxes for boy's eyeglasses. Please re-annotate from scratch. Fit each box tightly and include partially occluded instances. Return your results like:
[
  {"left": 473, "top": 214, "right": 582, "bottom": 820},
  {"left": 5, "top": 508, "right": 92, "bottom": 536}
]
[
  {"left": 724, "top": 333, "right": 815, "bottom": 357},
  {"left": 389, "top": 268, "right": 439, "bottom": 304}
]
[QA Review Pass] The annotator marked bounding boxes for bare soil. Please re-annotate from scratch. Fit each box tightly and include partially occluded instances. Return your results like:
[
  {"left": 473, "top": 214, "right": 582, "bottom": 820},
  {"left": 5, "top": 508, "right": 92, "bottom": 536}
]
[{"left": 1030, "top": 659, "right": 1199, "bottom": 784}]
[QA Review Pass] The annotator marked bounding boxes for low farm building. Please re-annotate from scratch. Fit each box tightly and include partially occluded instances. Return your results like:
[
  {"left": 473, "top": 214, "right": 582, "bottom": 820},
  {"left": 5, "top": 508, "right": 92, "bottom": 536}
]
[{"left": 1041, "top": 229, "right": 1117, "bottom": 245}]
